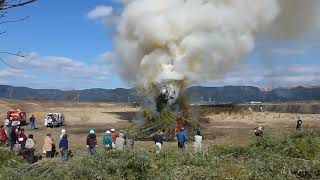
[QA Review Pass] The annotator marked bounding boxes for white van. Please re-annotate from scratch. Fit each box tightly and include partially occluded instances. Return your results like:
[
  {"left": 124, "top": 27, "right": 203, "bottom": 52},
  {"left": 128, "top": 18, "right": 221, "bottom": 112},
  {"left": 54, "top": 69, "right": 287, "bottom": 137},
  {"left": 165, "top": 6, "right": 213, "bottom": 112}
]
[{"left": 44, "top": 113, "right": 65, "bottom": 128}]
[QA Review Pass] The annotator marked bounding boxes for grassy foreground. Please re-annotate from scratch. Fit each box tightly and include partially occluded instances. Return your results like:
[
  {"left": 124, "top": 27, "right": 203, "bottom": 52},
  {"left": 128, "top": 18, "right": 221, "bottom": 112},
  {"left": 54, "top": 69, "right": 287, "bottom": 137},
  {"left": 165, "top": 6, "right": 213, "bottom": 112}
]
[{"left": 1, "top": 132, "right": 320, "bottom": 180}]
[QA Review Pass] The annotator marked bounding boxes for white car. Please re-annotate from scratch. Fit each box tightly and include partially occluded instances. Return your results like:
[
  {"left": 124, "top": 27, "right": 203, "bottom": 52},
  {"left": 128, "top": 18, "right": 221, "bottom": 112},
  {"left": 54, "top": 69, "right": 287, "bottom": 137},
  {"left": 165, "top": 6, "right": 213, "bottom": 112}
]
[{"left": 44, "top": 113, "right": 65, "bottom": 128}]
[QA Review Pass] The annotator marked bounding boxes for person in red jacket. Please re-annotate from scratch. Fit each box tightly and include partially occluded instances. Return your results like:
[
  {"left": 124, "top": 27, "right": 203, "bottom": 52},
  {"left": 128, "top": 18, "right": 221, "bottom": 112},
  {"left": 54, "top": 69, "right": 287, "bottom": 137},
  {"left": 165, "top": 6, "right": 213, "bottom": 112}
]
[
  {"left": 0, "top": 125, "right": 7, "bottom": 147},
  {"left": 110, "top": 128, "right": 117, "bottom": 142}
]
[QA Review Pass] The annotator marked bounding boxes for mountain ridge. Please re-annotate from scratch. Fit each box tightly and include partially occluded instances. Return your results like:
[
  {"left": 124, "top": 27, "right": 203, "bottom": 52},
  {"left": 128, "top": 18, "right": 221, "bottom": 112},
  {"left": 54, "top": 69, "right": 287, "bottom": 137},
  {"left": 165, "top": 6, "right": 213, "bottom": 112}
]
[{"left": 0, "top": 84, "right": 320, "bottom": 103}]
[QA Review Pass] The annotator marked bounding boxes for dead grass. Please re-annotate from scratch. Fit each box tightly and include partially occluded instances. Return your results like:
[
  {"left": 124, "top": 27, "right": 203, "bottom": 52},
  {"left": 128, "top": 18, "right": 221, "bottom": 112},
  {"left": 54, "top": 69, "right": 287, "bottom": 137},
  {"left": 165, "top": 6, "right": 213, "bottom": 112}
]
[{"left": 0, "top": 98, "right": 320, "bottom": 154}]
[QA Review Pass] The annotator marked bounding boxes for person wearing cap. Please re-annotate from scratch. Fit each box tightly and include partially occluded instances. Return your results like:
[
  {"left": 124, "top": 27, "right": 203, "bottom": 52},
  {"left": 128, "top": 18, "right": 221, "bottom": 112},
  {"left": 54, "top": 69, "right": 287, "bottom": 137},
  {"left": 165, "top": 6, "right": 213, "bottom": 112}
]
[
  {"left": 87, "top": 129, "right": 97, "bottom": 155},
  {"left": 176, "top": 127, "right": 187, "bottom": 152},
  {"left": 43, "top": 133, "right": 54, "bottom": 158},
  {"left": 60, "top": 129, "right": 66, "bottom": 140},
  {"left": 103, "top": 130, "right": 112, "bottom": 150},
  {"left": 59, "top": 134, "right": 69, "bottom": 161},
  {"left": 115, "top": 133, "right": 125, "bottom": 151}
]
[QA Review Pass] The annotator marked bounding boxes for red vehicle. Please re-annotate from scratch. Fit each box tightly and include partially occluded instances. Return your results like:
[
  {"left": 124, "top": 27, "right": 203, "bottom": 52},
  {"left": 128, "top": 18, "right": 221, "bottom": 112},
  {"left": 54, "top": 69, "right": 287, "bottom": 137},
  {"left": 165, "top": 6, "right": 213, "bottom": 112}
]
[{"left": 5, "top": 109, "right": 27, "bottom": 126}]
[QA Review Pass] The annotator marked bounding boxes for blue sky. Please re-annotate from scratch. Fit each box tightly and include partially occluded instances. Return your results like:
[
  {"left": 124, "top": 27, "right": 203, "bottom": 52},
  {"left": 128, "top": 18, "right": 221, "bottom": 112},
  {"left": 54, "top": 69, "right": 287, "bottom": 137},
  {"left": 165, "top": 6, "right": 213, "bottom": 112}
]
[{"left": 0, "top": 0, "right": 319, "bottom": 90}]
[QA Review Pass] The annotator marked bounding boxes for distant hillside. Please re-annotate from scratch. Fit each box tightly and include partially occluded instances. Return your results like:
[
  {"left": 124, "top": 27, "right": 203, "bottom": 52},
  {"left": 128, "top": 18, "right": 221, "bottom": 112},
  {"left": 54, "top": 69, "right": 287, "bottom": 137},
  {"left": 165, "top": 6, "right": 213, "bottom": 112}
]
[
  {"left": 0, "top": 85, "right": 138, "bottom": 103},
  {"left": 0, "top": 85, "right": 320, "bottom": 103},
  {"left": 185, "top": 86, "right": 320, "bottom": 103}
]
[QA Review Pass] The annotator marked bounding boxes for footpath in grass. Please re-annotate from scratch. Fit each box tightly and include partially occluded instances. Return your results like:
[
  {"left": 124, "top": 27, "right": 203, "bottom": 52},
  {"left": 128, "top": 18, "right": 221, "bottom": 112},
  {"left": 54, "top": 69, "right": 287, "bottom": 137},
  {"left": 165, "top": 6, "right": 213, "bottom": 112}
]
[{"left": 1, "top": 131, "right": 320, "bottom": 179}]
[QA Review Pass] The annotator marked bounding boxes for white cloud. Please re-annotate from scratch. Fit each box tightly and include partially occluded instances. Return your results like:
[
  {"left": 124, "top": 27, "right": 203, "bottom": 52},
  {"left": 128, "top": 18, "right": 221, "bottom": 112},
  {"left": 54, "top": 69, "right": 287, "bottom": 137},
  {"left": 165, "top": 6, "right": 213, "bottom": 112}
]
[
  {"left": 9, "top": 52, "right": 113, "bottom": 79},
  {"left": 205, "top": 64, "right": 320, "bottom": 88},
  {"left": 96, "top": 51, "right": 116, "bottom": 64},
  {"left": 0, "top": 68, "right": 33, "bottom": 79},
  {"left": 87, "top": 5, "right": 113, "bottom": 19},
  {"left": 0, "top": 52, "right": 116, "bottom": 89}
]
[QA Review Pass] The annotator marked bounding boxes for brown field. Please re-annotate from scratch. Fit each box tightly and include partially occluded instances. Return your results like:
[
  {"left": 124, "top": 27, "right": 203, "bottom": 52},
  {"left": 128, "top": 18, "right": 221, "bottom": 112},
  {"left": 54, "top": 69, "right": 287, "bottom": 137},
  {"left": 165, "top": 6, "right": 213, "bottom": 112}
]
[{"left": 1, "top": 98, "right": 320, "bottom": 155}]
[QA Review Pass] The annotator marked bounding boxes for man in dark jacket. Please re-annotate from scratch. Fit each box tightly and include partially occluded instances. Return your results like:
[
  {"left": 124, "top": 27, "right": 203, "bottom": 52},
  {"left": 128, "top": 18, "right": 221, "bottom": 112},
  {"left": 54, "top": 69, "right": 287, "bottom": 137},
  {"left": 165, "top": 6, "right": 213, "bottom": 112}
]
[
  {"left": 87, "top": 129, "right": 97, "bottom": 155},
  {"left": 296, "top": 117, "right": 302, "bottom": 131},
  {"left": 29, "top": 115, "right": 36, "bottom": 129},
  {"left": 176, "top": 128, "right": 187, "bottom": 152},
  {"left": 154, "top": 131, "right": 164, "bottom": 154},
  {"left": 10, "top": 126, "right": 17, "bottom": 151},
  {"left": 59, "top": 134, "right": 69, "bottom": 161}
]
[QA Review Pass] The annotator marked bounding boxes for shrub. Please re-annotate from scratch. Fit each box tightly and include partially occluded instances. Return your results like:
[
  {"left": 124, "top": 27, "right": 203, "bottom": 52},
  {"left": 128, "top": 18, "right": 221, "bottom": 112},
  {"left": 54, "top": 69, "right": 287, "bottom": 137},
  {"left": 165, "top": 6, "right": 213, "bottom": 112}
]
[{"left": 2, "top": 132, "right": 320, "bottom": 179}]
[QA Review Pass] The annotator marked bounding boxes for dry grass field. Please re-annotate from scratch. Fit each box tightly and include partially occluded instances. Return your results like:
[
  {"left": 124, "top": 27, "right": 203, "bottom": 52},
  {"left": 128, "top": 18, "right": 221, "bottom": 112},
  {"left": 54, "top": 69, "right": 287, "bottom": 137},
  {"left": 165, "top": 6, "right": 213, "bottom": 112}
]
[{"left": 1, "top": 98, "right": 320, "bottom": 154}]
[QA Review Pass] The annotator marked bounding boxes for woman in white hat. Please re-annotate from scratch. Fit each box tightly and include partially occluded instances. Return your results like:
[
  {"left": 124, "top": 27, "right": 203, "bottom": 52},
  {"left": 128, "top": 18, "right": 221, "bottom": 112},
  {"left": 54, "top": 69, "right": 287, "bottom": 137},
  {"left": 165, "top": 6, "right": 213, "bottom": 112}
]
[{"left": 60, "top": 129, "right": 66, "bottom": 140}]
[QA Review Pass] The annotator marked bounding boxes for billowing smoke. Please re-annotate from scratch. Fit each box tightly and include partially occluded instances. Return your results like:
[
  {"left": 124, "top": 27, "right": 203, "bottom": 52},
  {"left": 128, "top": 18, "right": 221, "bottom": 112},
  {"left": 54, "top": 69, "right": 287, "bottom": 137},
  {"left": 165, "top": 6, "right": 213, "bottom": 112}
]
[
  {"left": 265, "top": 0, "right": 320, "bottom": 40},
  {"left": 115, "top": 0, "right": 281, "bottom": 109}
]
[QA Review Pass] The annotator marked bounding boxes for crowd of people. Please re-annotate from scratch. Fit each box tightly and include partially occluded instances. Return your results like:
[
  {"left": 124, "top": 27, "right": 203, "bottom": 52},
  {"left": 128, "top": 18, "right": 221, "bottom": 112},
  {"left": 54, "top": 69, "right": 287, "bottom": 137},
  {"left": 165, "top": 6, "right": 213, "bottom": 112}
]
[
  {"left": 0, "top": 113, "right": 305, "bottom": 164},
  {"left": 153, "top": 128, "right": 203, "bottom": 154},
  {"left": 86, "top": 128, "right": 135, "bottom": 155},
  {"left": 0, "top": 122, "right": 37, "bottom": 164}
]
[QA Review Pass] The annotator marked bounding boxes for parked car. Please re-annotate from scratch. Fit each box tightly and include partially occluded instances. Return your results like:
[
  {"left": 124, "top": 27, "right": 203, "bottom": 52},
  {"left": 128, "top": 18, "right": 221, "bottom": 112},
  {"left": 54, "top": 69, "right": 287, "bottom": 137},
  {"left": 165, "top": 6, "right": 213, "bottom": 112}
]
[{"left": 44, "top": 113, "right": 65, "bottom": 128}]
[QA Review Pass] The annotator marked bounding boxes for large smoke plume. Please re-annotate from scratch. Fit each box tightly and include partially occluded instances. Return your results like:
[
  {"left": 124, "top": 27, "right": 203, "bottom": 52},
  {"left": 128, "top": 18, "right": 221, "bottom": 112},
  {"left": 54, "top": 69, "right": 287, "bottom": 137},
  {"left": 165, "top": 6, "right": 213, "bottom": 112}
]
[{"left": 114, "top": 0, "right": 319, "bottom": 109}]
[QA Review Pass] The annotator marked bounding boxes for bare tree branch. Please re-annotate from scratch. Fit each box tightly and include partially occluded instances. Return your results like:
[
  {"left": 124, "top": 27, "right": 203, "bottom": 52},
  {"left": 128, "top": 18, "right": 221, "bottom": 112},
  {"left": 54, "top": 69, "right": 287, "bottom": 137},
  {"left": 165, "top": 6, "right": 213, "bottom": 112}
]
[
  {"left": 0, "top": 51, "right": 25, "bottom": 57},
  {"left": 0, "top": 0, "right": 37, "bottom": 69},
  {"left": 0, "top": 56, "right": 17, "bottom": 69},
  {"left": 0, "top": 0, "right": 37, "bottom": 10},
  {"left": 0, "top": 15, "right": 29, "bottom": 24}
]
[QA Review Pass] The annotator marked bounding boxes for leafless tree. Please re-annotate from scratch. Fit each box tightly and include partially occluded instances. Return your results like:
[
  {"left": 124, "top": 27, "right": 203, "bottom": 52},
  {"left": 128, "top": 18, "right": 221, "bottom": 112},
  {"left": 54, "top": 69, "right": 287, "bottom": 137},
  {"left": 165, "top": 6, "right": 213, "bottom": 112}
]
[
  {"left": 0, "top": 0, "right": 37, "bottom": 10},
  {"left": 0, "top": 0, "right": 38, "bottom": 66}
]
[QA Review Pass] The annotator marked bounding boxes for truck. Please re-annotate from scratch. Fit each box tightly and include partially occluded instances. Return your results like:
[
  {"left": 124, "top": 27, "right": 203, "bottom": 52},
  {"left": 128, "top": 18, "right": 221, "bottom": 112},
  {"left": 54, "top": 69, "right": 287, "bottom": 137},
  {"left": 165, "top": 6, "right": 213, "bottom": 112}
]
[
  {"left": 44, "top": 113, "right": 65, "bottom": 128},
  {"left": 5, "top": 109, "right": 27, "bottom": 126}
]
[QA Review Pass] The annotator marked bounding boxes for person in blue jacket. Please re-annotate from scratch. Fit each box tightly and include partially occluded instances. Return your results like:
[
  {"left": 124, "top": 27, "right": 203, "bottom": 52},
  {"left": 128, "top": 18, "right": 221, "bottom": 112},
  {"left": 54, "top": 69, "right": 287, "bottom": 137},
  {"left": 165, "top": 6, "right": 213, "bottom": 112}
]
[
  {"left": 103, "top": 130, "right": 112, "bottom": 150},
  {"left": 59, "top": 134, "right": 69, "bottom": 161},
  {"left": 176, "top": 127, "right": 187, "bottom": 152}
]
